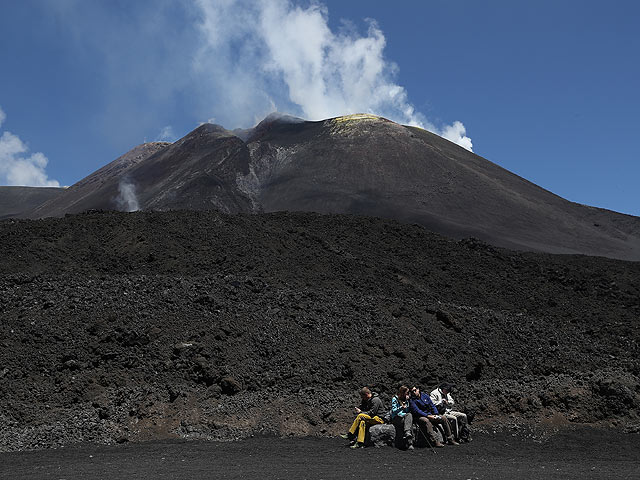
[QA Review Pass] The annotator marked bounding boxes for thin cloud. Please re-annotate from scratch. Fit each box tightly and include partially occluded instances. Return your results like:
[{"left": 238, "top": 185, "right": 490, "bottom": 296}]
[{"left": 0, "top": 106, "right": 60, "bottom": 187}]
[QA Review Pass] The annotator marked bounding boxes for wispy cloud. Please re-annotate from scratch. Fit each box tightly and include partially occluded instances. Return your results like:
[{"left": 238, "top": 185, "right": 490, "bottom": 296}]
[
  {"left": 193, "top": 0, "right": 473, "bottom": 150},
  {"left": 0, "top": 106, "right": 60, "bottom": 187}
]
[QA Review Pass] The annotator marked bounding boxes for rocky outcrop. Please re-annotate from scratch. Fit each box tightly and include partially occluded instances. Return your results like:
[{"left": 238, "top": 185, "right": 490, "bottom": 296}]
[{"left": 0, "top": 210, "right": 639, "bottom": 451}]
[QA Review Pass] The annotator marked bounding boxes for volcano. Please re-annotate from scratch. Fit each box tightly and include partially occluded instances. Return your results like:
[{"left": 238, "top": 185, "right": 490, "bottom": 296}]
[
  {"left": 25, "top": 114, "right": 640, "bottom": 260},
  {"left": 2, "top": 115, "right": 640, "bottom": 453},
  {"left": 0, "top": 186, "right": 63, "bottom": 220}
]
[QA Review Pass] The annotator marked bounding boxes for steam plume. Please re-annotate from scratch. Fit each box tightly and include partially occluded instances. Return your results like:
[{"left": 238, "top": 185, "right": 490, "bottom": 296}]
[
  {"left": 193, "top": 0, "right": 473, "bottom": 150},
  {"left": 116, "top": 179, "right": 140, "bottom": 212},
  {"left": 156, "top": 126, "right": 176, "bottom": 142}
]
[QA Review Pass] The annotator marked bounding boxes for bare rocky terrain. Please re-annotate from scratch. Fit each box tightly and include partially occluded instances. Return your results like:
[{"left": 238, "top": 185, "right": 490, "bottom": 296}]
[{"left": 1, "top": 210, "right": 639, "bottom": 453}]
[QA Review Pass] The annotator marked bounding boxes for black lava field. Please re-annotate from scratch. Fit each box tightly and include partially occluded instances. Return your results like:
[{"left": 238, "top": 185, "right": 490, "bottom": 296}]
[{"left": 1, "top": 210, "right": 639, "bottom": 452}]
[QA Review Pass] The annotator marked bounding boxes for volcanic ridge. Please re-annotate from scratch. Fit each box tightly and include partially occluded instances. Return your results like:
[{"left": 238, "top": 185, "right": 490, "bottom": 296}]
[{"left": 19, "top": 113, "right": 640, "bottom": 261}]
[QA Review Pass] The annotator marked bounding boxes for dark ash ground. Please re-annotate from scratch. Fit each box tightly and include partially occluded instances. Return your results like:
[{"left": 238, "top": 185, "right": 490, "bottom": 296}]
[
  {"left": 2, "top": 429, "right": 639, "bottom": 480},
  {"left": 1, "top": 210, "right": 639, "bottom": 453}
]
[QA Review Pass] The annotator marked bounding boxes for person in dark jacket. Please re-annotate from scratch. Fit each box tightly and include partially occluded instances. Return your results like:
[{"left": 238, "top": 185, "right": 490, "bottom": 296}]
[
  {"left": 410, "top": 385, "right": 459, "bottom": 447},
  {"left": 341, "top": 387, "right": 385, "bottom": 449}
]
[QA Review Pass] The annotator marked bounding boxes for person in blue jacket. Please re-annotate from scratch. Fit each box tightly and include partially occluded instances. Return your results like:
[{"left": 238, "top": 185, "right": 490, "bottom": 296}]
[
  {"left": 391, "top": 385, "right": 414, "bottom": 450},
  {"left": 410, "top": 385, "right": 459, "bottom": 447}
]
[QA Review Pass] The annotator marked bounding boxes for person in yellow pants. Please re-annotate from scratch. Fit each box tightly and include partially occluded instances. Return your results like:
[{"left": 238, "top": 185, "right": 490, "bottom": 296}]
[{"left": 340, "top": 387, "right": 385, "bottom": 449}]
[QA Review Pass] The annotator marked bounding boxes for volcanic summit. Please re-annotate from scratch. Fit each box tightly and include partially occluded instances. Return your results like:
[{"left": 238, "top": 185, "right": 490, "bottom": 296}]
[{"left": 22, "top": 113, "right": 640, "bottom": 260}]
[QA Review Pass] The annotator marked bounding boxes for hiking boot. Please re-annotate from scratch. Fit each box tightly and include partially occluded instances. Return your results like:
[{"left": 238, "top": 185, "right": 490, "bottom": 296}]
[
  {"left": 350, "top": 442, "right": 364, "bottom": 449},
  {"left": 434, "top": 441, "right": 445, "bottom": 448},
  {"left": 447, "top": 437, "right": 460, "bottom": 446},
  {"left": 340, "top": 433, "right": 354, "bottom": 440}
]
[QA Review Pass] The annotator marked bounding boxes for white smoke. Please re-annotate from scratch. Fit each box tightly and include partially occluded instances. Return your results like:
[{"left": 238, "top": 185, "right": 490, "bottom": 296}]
[
  {"left": 440, "top": 121, "right": 473, "bottom": 152},
  {"left": 156, "top": 126, "right": 176, "bottom": 142},
  {"left": 0, "top": 106, "right": 60, "bottom": 187},
  {"left": 193, "top": 0, "right": 473, "bottom": 151},
  {"left": 116, "top": 179, "right": 140, "bottom": 212}
]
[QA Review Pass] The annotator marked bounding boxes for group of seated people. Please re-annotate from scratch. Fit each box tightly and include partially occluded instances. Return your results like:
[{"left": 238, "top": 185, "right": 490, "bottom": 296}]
[{"left": 341, "top": 383, "right": 471, "bottom": 450}]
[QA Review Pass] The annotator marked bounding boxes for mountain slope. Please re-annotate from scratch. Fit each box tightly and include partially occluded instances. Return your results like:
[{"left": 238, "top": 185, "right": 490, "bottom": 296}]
[
  {"left": 24, "top": 114, "right": 640, "bottom": 260},
  {"left": 29, "top": 142, "right": 171, "bottom": 218},
  {"left": 0, "top": 186, "right": 64, "bottom": 220},
  {"left": 1, "top": 210, "right": 639, "bottom": 450},
  {"left": 243, "top": 114, "right": 640, "bottom": 259}
]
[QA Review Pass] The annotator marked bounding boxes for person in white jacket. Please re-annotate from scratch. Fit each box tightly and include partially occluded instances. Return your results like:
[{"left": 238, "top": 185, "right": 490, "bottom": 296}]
[{"left": 430, "top": 383, "right": 471, "bottom": 442}]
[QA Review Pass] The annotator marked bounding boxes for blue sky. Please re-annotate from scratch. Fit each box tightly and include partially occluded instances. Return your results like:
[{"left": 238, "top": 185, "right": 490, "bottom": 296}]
[{"left": 0, "top": 0, "right": 638, "bottom": 216}]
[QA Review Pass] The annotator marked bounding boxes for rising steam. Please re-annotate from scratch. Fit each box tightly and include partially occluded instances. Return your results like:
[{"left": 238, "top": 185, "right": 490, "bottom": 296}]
[
  {"left": 116, "top": 178, "right": 140, "bottom": 212},
  {"left": 193, "top": 0, "right": 473, "bottom": 151}
]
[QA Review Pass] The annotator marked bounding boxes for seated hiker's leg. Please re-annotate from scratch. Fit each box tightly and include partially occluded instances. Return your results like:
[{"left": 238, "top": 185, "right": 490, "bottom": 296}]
[
  {"left": 418, "top": 416, "right": 443, "bottom": 447},
  {"left": 391, "top": 415, "right": 404, "bottom": 433},
  {"left": 440, "top": 416, "right": 452, "bottom": 438},
  {"left": 349, "top": 413, "right": 371, "bottom": 437},
  {"left": 356, "top": 419, "right": 367, "bottom": 444},
  {"left": 431, "top": 415, "right": 458, "bottom": 445},
  {"left": 355, "top": 414, "right": 382, "bottom": 444},
  {"left": 390, "top": 414, "right": 413, "bottom": 449},
  {"left": 355, "top": 416, "right": 385, "bottom": 446},
  {"left": 451, "top": 411, "right": 467, "bottom": 427},
  {"left": 403, "top": 413, "right": 413, "bottom": 438},
  {"left": 450, "top": 411, "right": 470, "bottom": 441},
  {"left": 391, "top": 415, "right": 406, "bottom": 447},
  {"left": 442, "top": 417, "right": 459, "bottom": 445},
  {"left": 445, "top": 413, "right": 459, "bottom": 439},
  {"left": 417, "top": 416, "right": 433, "bottom": 435},
  {"left": 365, "top": 415, "right": 385, "bottom": 428}
]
